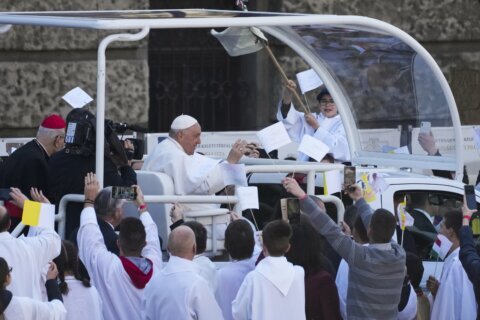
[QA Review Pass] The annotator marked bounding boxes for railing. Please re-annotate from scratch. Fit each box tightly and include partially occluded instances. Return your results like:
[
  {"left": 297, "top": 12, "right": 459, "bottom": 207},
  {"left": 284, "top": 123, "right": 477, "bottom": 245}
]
[{"left": 15, "top": 163, "right": 347, "bottom": 240}]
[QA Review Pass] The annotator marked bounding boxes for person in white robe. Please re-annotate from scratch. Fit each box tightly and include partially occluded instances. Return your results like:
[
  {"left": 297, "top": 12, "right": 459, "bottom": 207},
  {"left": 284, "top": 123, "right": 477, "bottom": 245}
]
[
  {"left": 0, "top": 257, "right": 67, "bottom": 320},
  {"left": 142, "top": 114, "right": 247, "bottom": 211},
  {"left": 77, "top": 173, "right": 162, "bottom": 320},
  {"left": 0, "top": 204, "right": 61, "bottom": 300},
  {"left": 142, "top": 225, "right": 223, "bottom": 320},
  {"left": 426, "top": 210, "right": 477, "bottom": 319},
  {"left": 232, "top": 220, "right": 306, "bottom": 320},
  {"left": 54, "top": 240, "right": 103, "bottom": 320},
  {"left": 215, "top": 218, "right": 261, "bottom": 320},
  {"left": 277, "top": 80, "right": 350, "bottom": 162}
]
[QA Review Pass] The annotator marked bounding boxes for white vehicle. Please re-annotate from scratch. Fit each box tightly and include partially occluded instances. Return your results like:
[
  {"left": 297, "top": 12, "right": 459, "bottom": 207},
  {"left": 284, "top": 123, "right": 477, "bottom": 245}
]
[{"left": 1, "top": 9, "right": 476, "bottom": 283}]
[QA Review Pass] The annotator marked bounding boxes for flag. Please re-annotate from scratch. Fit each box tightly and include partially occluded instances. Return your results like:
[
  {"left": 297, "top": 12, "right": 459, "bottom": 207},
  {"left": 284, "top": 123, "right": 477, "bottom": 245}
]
[
  {"left": 21, "top": 200, "right": 55, "bottom": 229},
  {"left": 397, "top": 198, "right": 414, "bottom": 230},
  {"left": 359, "top": 173, "right": 377, "bottom": 203},
  {"left": 431, "top": 234, "right": 453, "bottom": 260}
]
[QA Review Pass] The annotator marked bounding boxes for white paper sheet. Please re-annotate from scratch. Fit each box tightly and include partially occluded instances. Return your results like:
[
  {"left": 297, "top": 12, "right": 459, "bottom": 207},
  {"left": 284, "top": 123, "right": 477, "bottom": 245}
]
[
  {"left": 220, "top": 162, "right": 248, "bottom": 187},
  {"left": 295, "top": 69, "right": 323, "bottom": 94},
  {"left": 298, "top": 135, "right": 330, "bottom": 162},
  {"left": 236, "top": 186, "right": 259, "bottom": 211},
  {"left": 256, "top": 122, "right": 291, "bottom": 154},
  {"left": 62, "top": 87, "right": 93, "bottom": 109},
  {"left": 323, "top": 170, "right": 342, "bottom": 195}
]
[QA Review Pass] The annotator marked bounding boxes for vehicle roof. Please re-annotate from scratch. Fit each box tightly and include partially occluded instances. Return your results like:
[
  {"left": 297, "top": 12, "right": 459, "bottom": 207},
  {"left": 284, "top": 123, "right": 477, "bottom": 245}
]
[{"left": 0, "top": 9, "right": 462, "bottom": 184}]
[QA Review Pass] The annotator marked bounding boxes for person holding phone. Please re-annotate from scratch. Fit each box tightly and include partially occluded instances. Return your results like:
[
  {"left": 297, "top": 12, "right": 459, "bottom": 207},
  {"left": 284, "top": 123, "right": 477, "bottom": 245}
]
[
  {"left": 77, "top": 173, "right": 162, "bottom": 320},
  {"left": 277, "top": 80, "right": 350, "bottom": 163},
  {"left": 284, "top": 177, "right": 406, "bottom": 319},
  {"left": 459, "top": 198, "right": 480, "bottom": 318}
]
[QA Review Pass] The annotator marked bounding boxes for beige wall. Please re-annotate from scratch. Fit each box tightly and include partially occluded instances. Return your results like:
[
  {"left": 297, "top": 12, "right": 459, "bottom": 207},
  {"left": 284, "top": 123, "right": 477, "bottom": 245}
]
[{"left": 0, "top": 1, "right": 149, "bottom": 136}]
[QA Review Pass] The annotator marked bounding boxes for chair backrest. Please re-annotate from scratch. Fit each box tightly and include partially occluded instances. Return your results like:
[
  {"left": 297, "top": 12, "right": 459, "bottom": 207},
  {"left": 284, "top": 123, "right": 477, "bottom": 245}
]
[{"left": 123, "top": 170, "right": 174, "bottom": 250}]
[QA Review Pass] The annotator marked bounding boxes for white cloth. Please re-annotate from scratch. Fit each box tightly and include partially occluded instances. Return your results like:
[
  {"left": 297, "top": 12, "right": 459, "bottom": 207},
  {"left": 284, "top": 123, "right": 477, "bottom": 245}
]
[
  {"left": 335, "top": 259, "right": 349, "bottom": 320},
  {"left": 397, "top": 284, "right": 417, "bottom": 320},
  {"left": 0, "top": 228, "right": 60, "bottom": 300},
  {"left": 429, "top": 247, "right": 477, "bottom": 319},
  {"left": 142, "top": 137, "right": 225, "bottom": 212},
  {"left": 141, "top": 255, "right": 223, "bottom": 320},
  {"left": 216, "top": 258, "right": 255, "bottom": 320},
  {"left": 232, "top": 256, "right": 306, "bottom": 320},
  {"left": 77, "top": 207, "right": 162, "bottom": 320},
  {"left": 276, "top": 102, "right": 350, "bottom": 162},
  {"left": 193, "top": 254, "right": 218, "bottom": 292},
  {"left": 62, "top": 276, "right": 103, "bottom": 320},
  {"left": 4, "top": 296, "right": 66, "bottom": 320}
]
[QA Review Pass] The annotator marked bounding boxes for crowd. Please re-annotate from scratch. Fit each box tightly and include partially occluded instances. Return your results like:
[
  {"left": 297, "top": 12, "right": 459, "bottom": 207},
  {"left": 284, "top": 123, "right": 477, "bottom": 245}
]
[{"left": 0, "top": 79, "right": 478, "bottom": 320}]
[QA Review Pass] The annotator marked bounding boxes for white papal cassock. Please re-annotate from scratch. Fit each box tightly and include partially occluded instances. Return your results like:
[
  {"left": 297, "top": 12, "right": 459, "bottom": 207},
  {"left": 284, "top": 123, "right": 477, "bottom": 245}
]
[
  {"left": 276, "top": 103, "right": 350, "bottom": 162},
  {"left": 429, "top": 247, "right": 477, "bottom": 319},
  {"left": 142, "top": 137, "right": 225, "bottom": 209},
  {"left": 141, "top": 255, "right": 223, "bottom": 320},
  {"left": 0, "top": 227, "right": 60, "bottom": 300},
  {"left": 232, "top": 256, "right": 306, "bottom": 320},
  {"left": 77, "top": 207, "right": 162, "bottom": 320}
]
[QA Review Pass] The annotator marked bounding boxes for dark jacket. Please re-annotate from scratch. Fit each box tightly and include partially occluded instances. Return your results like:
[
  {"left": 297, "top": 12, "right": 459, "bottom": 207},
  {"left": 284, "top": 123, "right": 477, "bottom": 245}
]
[
  {"left": 1, "top": 140, "right": 50, "bottom": 197},
  {"left": 459, "top": 226, "right": 480, "bottom": 319},
  {"left": 48, "top": 149, "right": 136, "bottom": 238}
]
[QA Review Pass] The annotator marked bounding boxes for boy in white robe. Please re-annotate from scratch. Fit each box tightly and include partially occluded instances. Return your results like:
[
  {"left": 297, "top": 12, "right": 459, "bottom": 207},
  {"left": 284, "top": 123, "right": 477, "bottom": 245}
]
[
  {"left": 0, "top": 204, "right": 60, "bottom": 300},
  {"left": 426, "top": 209, "right": 477, "bottom": 319},
  {"left": 78, "top": 173, "right": 162, "bottom": 320},
  {"left": 277, "top": 80, "right": 350, "bottom": 162},
  {"left": 232, "top": 220, "right": 306, "bottom": 320},
  {"left": 141, "top": 226, "right": 223, "bottom": 319}
]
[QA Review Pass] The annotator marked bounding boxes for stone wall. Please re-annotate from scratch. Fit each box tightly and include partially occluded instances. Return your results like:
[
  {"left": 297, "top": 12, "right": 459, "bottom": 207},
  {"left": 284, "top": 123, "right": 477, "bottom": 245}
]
[
  {"left": 0, "top": 0, "right": 149, "bottom": 136},
  {"left": 279, "top": 0, "right": 480, "bottom": 125}
]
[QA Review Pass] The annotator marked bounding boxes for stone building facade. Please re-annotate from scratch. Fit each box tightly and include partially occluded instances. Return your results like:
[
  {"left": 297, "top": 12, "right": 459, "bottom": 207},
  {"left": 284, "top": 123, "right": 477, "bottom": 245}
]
[{"left": 0, "top": 0, "right": 479, "bottom": 136}]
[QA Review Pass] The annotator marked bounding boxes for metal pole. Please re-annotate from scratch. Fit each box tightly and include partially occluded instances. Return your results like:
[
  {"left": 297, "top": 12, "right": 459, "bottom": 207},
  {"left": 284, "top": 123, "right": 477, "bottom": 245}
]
[{"left": 96, "top": 26, "right": 149, "bottom": 188}]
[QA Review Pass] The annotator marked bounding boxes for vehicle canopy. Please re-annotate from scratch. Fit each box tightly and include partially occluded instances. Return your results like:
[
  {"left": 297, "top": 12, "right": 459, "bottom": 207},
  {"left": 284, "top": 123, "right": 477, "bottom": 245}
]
[{"left": 0, "top": 9, "right": 463, "bottom": 184}]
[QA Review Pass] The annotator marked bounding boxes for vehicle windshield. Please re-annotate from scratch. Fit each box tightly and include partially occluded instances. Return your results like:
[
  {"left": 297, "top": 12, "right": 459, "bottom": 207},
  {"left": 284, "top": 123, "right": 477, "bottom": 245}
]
[{"left": 293, "top": 25, "right": 455, "bottom": 157}]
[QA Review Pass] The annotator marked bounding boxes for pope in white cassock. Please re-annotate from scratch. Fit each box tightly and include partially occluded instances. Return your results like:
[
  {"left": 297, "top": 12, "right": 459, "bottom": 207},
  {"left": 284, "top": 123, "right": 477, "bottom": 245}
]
[
  {"left": 426, "top": 210, "right": 477, "bottom": 320},
  {"left": 277, "top": 80, "right": 350, "bottom": 163},
  {"left": 142, "top": 114, "right": 247, "bottom": 238}
]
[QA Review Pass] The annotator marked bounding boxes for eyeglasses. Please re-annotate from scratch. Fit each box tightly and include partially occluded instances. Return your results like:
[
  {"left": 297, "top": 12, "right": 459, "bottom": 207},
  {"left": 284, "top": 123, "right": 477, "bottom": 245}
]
[
  {"left": 319, "top": 99, "right": 335, "bottom": 105},
  {"left": 8, "top": 267, "right": 12, "bottom": 273}
]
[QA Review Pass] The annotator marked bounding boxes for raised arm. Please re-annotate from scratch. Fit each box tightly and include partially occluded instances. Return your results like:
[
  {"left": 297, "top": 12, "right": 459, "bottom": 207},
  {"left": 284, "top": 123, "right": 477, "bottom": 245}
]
[
  {"left": 135, "top": 185, "right": 162, "bottom": 268},
  {"left": 459, "top": 202, "right": 480, "bottom": 287},
  {"left": 283, "top": 177, "right": 365, "bottom": 265}
]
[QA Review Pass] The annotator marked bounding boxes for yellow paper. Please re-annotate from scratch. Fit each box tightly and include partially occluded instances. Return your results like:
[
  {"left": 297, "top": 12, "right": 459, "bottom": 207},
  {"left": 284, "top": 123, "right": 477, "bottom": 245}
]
[
  {"left": 21, "top": 200, "right": 41, "bottom": 226},
  {"left": 360, "top": 173, "right": 377, "bottom": 203}
]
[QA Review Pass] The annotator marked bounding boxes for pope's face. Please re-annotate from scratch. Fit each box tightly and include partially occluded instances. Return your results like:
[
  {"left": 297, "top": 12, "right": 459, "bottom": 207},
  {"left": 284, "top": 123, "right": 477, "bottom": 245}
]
[{"left": 178, "top": 123, "right": 202, "bottom": 155}]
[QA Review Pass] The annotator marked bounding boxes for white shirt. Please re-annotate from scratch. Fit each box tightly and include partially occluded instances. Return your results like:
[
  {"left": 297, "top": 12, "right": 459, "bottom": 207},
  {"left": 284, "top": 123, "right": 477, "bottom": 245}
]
[
  {"left": 0, "top": 227, "right": 60, "bottom": 300},
  {"left": 142, "top": 255, "right": 223, "bottom": 320},
  {"left": 277, "top": 103, "right": 350, "bottom": 162},
  {"left": 232, "top": 256, "right": 306, "bottom": 320},
  {"left": 4, "top": 296, "right": 66, "bottom": 320},
  {"left": 429, "top": 247, "right": 477, "bottom": 319},
  {"left": 193, "top": 254, "right": 218, "bottom": 292},
  {"left": 77, "top": 207, "right": 162, "bottom": 320},
  {"left": 62, "top": 276, "right": 103, "bottom": 320},
  {"left": 142, "top": 137, "right": 225, "bottom": 212},
  {"left": 335, "top": 259, "right": 349, "bottom": 319}
]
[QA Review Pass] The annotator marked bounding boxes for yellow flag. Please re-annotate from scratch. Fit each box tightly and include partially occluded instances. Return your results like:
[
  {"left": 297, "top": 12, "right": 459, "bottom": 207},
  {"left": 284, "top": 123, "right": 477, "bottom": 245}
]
[
  {"left": 360, "top": 173, "right": 377, "bottom": 203},
  {"left": 21, "top": 200, "right": 55, "bottom": 229}
]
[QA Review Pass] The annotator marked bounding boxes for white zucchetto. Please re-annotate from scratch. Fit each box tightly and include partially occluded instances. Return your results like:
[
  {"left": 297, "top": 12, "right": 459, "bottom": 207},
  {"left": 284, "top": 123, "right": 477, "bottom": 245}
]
[{"left": 170, "top": 115, "right": 198, "bottom": 130}]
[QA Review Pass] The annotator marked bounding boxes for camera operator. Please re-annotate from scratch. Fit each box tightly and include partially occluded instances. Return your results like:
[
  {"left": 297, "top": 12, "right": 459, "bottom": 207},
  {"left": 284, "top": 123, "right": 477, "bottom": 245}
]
[{"left": 47, "top": 108, "right": 137, "bottom": 239}]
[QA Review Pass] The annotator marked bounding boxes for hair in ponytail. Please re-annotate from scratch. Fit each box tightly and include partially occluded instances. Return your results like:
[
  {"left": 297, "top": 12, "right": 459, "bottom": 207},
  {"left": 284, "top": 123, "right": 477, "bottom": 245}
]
[{"left": 54, "top": 240, "right": 91, "bottom": 295}]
